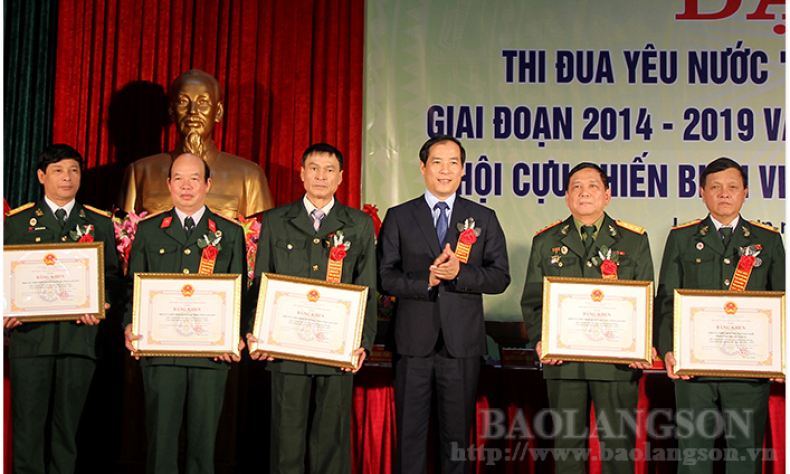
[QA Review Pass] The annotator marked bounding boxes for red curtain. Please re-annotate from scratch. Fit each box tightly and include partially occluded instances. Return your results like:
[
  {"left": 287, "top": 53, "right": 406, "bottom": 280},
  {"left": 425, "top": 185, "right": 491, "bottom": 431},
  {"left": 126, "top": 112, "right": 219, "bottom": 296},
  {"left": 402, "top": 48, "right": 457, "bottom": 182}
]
[{"left": 52, "top": 0, "right": 364, "bottom": 211}]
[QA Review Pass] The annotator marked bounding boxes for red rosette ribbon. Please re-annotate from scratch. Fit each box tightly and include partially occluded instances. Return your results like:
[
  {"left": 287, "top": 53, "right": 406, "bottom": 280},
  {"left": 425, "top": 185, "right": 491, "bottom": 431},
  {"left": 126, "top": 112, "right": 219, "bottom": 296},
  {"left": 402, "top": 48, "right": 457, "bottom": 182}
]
[
  {"left": 330, "top": 245, "right": 347, "bottom": 261},
  {"left": 198, "top": 245, "right": 219, "bottom": 275},
  {"left": 600, "top": 259, "right": 618, "bottom": 279},
  {"left": 203, "top": 245, "right": 219, "bottom": 260},
  {"left": 459, "top": 228, "right": 477, "bottom": 245},
  {"left": 78, "top": 234, "right": 95, "bottom": 243},
  {"left": 737, "top": 255, "right": 755, "bottom": 271}
]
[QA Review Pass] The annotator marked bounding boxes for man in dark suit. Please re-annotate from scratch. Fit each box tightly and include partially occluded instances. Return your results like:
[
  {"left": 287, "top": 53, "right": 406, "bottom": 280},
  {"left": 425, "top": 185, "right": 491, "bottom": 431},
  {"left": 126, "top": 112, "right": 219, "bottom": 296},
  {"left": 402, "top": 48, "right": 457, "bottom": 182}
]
[
  {"left": 520, "top": 162, "right": 654, "bottom": 474},
  {"left": 123, "top": 153, "right": 246, "bottom": 474},
  {"left": 377, "top": 134, "right": 510, "bottom": 474},
  {"left": 246, "top": 143, "right": 377, "bottom": 474},
  {"left": 4, "top": 144, "right": 122, "bottom": 474},
  {"left": 655, "top": 157, "right": 785, "bottom": 474}
]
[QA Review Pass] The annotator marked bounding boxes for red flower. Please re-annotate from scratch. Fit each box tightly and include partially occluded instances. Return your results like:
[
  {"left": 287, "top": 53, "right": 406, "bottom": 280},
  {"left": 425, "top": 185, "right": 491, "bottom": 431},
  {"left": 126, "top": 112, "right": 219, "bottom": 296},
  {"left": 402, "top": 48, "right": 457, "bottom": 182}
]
[
  {"left": 738, "top": 255, "right": 755, "bottom": 271},
  {"left": 78, "top": 234, "right": 94, "bottom": 243},
  {"left": 459, "top": 228, "right": 477, "bottom": 245},
  {"left": 203, "top": 245, "right": 219, "bottom": 260},
  {"left": 600, "top": 259, "right": 618, "bottom": 277},
  {"left": 330, "top": 245, "right": 347, "bottom": 261}
]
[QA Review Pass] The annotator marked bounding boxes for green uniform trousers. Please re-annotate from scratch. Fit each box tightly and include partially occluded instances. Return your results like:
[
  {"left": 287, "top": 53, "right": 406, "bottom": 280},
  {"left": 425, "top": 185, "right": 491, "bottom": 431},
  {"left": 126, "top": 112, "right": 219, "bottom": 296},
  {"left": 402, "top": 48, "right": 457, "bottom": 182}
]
[
  {"left": 674, "top": 379, "right": 770, "bottom": 474},
  {"left": 141, "top": 366, "right": 229, "bottom": 474},
  {"left": 11, "top": 355, "right": 96, "bottom": 474},
  {"left": 546, "top": 379, "right": 639, "bottom": 474},
  {"left": 270, "top": 372, "right": 354, "bottom": 474}
]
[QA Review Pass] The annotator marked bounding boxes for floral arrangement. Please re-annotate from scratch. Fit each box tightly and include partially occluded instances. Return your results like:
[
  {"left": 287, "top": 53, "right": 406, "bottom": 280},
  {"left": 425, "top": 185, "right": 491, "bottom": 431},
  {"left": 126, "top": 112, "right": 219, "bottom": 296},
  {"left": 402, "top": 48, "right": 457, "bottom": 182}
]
[
  {"left": 238, "top": 216, "right": 261, "bottom": 287},
  {"left": 113, "top": 211, "right": 147, "bottom": 275}
]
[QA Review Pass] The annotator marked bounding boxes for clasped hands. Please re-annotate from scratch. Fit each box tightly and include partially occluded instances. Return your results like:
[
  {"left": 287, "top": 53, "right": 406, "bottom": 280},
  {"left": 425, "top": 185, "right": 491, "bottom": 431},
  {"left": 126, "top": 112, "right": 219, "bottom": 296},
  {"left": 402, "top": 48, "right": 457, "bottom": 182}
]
[{"left": 429, "top": 243, "right": 460, "bottom": 287}]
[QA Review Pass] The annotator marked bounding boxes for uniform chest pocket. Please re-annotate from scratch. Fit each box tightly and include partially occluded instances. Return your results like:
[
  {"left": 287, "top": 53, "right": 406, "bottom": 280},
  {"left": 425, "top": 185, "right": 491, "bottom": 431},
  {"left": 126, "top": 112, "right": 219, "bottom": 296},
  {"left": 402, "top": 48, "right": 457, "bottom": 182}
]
[
  {"left": 616, "top": 256, "right": 636, "bottom": 279},
  {"left": 145, "top": 244, "right": 180, "bottom": 272},
  {"left": 543, "top": 255, "right": 578, "bottom": 275},
  {"left": 682, "top": 252, "right": 717, "bottom": 288},
  {"left": 273, "top": 238, "right": 308, "bottom": 274}
]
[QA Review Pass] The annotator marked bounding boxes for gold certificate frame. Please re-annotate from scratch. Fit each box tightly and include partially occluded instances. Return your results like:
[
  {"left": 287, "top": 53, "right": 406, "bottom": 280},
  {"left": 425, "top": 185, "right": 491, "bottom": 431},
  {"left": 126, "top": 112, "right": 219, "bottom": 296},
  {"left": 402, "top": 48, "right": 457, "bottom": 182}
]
[
  {"left": 4, "top": 243, "right": 105, "bottom": 322},
  {"left": 132, "top": 273, "right": 242, "bottom": 358},
  {"left": 673, "top": 289, "right": 785, "bottom": 378},
  {"left": 541, "top": 276, "right": 654, "bottom": 364},
  {"left": 251, "top": 273, "right": 369, "bottom": 369}
]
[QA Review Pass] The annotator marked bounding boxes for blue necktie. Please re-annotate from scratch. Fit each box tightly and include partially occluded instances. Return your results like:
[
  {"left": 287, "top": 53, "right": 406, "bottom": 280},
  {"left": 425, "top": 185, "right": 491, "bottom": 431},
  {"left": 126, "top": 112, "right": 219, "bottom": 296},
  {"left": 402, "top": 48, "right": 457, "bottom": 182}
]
[{"left": 435, "top": 202, "right": 449, "bottom": 245}]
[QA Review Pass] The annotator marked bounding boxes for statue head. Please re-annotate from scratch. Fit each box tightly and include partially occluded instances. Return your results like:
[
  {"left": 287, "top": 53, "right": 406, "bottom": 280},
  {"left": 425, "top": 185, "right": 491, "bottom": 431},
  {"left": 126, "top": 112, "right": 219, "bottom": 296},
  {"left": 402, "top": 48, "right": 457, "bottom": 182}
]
[{"left": 167, "top": 70, "right": 224, "bottom": 158}]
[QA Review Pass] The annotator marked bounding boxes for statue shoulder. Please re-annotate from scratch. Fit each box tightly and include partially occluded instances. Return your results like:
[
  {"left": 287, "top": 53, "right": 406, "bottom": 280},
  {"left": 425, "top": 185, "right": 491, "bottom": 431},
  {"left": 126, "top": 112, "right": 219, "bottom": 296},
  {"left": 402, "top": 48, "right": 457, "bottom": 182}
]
[
  {"left": 615, "top": 219, "right": 646, "bottom": 235},
  {"left": 217, "top": 152, "right": 264, "bottom": 171},
  {"left": 6, "top": 202, "right": 35, "bottom": 217}
]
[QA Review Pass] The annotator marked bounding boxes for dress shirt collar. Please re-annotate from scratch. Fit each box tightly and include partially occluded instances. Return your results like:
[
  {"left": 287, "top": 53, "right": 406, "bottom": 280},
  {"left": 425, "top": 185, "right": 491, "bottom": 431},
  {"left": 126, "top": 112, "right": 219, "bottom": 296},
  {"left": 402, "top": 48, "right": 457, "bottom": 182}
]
[
  {"left": 424, "top": 190, "right": 456, "bottom": 225},
  {"left": 175, "top": 206, "right": 207, "bottom": 228},
  {"left": 709, "top": 214, "right": 740, "bottom": 232},
  {"left": 44, "top": 197, "right": 76, "bottom": 218},
  {"left": 303, "top": 195, "right": 335, "bottom": 217}
]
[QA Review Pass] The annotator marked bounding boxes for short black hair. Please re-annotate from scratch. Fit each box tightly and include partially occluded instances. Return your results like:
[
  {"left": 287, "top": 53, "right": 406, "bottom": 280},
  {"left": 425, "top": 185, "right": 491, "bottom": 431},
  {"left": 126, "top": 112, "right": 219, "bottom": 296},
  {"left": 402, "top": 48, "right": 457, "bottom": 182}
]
[
  {"left": 168, "top": 154, "right": 211, "bottom": 183},
  {"left": 700, "top": 157, "right": 747, "bottom": 188},
  {"left": 419, "top": 135, "right": 466, "bottom": 164},
  {"left": 565, "top": 162, "right": 609, "bottom": 190},
  {"left": 38, "top": 144, "right": 84, "bottom": 173},
  {"left": 302, "top": 143, "right": 344, "bottom": 171},
  {"left": 169, "top": 69, "right": 223, "bottom": 101}
]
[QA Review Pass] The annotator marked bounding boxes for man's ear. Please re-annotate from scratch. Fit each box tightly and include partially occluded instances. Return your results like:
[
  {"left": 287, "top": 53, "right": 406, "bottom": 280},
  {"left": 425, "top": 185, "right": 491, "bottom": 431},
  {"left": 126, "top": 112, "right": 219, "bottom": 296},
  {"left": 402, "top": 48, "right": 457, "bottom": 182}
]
[
  {"left": 167, "top": 104, "right": 176, "bottom": 123},
  {"left": 215, "top": 102, "right": 224, "bottom": 123}
]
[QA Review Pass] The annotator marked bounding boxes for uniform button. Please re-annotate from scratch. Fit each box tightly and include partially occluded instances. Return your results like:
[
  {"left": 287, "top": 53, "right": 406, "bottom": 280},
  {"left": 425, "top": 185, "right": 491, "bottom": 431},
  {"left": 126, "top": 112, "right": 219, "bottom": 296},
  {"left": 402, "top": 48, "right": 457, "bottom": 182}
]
[
  {"left": 35, "top": 237, "right": 41, "bottom": 242},
  {"left": 724, "top": 279, "right": 730, "bottom": 286},
  {"left": 312, "top": 265, "right": 319, "bottom": 271},
  {"left": 159, "top": 248, "right": 165, "bottom": 254},
  {"left": 183, "top": 269, "right": 190, "bottom": 274},
  {"left": 558, "top": 262, "right": 563, "bottom": 267},
  {"left": 696, "top": 258, "right": 701, "bottom": 263},
  {"left": 587, "top": 261, "right": 592, "bottom": 267},
  {"left": 724, "top": 258, "right": 731, "bottom": 265},
  {"left": 313, "top": 238, "right": 320, "bottom": 244},
  {"left": 61, "top": 236, "right": 68, "bottom": 242},
  {"left": 287, "top": 244, "right": 293, "bottom": 250},
  {"left": 184, "top": 249, "right": 191, "bottom": 255}
]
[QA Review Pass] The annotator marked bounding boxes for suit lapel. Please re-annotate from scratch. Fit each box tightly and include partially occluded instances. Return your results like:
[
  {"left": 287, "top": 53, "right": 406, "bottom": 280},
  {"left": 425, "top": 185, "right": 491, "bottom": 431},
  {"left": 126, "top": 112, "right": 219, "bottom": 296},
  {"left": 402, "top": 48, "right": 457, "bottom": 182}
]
[
  {"left": 446, "top": 197, "right": 468, "bottom": 250},
  {"left": 411, "top": 197, "right": 442, "bottom": 255},
  {"left": 318, "top": 204, "right": 349, "bottom": 238},
  {"left": 286, "top": 201, "right": 318, "bottom": 237}
]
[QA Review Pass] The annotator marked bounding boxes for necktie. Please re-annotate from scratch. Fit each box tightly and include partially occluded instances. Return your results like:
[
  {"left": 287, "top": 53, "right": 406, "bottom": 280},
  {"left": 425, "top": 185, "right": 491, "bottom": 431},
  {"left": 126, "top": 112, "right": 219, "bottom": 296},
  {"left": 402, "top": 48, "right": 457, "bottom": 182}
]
[
  {"left": 55, "top": 208, "right": 67, "bottom": 228},
  {"left": 312, "top": 209, "right": 325, "bottom": 232},
  {"left": 184, "top": 216, "right": 195, "bottom": 238},
  {"left": 719, "top": 226, "right": 732, "bottom": 242},
  {"left": 582, "top": 225, "right": 597, "bottom": 253},
  {"left": 435, "top": 202, "right": 449, "bottom": 245}
]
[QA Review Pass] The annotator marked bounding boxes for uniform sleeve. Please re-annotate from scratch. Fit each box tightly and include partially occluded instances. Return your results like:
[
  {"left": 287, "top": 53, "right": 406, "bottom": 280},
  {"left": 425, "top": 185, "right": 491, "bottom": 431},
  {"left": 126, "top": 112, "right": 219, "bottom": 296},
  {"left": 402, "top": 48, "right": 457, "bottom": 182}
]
[
  {"left": 353, "top": 215, "right": 378, "bottom": 352},
  {"left": 766, "top": 231, "right": 785, "bottom": 292},
  {"left": 520, "top": 235, "right": 545, "bottom": 345},
  {"left": 654, "top": 230, "right": 682, "bottom": 357},
  {"left": 453, "top": 210, "right": 511, "bottom": 295}
]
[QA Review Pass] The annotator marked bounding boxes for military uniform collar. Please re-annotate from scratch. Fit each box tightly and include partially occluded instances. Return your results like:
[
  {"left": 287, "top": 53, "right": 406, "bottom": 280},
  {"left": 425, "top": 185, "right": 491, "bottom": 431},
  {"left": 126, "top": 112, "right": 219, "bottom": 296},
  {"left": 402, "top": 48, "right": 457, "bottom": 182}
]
[{"left": 43, "top": 196, "right": 76, "bottom": 218}]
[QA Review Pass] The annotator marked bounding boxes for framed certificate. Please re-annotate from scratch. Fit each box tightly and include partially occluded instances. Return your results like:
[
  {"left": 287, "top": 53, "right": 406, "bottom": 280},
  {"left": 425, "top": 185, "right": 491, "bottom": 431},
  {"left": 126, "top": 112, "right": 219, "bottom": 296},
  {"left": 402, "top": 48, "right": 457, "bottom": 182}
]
[
  {"left": 3, "top": 243, "right": 105, "bottom": 322},
  {"left": 132, "top": 273, "right": 242, "bottom": 358},
  {"left": 673, "top": 289, "right": 785, "bottom": 378},
  {"left": 251, "top": 273, "right": 369, "bottom": 369},
  {"left": 541, "top": 276, "right": 654, "bottom": 364}
]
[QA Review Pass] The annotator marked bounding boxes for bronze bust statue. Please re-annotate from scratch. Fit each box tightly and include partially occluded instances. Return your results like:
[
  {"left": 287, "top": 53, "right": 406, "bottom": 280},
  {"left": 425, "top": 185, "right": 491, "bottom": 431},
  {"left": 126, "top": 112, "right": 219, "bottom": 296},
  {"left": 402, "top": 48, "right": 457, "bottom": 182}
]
[{"left": 118, "top": 69, "right": 273, "bottom": 219}]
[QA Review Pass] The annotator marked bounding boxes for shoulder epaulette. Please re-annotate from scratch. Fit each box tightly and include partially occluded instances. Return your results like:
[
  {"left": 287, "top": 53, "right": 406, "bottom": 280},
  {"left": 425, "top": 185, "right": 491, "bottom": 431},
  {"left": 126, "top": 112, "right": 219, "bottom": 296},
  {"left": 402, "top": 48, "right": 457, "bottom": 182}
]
[
  {"left": 615, "top": 220, "right": 646, "bottom": 235},
  {"left": 673, "top": 219, "right": 703, "bottom": 230},
  {"left": 534, "top": 220, "right": 563, "bottom": 236},
  {"left": 140, "top": 209, "right": 168, "bottom": 221},
  {"left": 5, "top": 202, "right": 35, "bottom": 217},
  {"left": 216, "top": 214, "right": 243, "bottom": 227},
  {"left": 749, "top": 220, "right": 780, "bottom": 233},
  {"left": 83, "top": 204, "right": 111, "bottom": 218}
]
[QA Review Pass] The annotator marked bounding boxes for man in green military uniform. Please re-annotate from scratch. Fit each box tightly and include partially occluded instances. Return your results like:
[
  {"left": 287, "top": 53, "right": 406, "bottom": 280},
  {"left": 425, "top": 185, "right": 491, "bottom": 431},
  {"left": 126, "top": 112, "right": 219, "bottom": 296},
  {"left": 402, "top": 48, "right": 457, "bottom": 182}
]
[
  {"left": 246, "top": 143, "right": 377, "bottom": 474},
  {"left": 4, "top": 144, "right": 122, "bottom": 474},
  {"left": 123, "top": 153, "right": 246, "bottom": 474},
  {"left": 655, "top": 157, "right": 785, "bottom": 474},
  {"left": 521, "top": 162, "right": 655, "bottom": 474}
]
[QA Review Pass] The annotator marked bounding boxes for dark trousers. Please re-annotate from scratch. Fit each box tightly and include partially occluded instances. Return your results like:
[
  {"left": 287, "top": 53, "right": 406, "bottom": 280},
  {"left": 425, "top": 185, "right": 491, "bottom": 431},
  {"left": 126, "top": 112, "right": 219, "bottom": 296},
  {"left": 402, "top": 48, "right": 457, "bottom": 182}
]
[
  {"left": 141, "top": 365, "right": 229, "bottom": 474},
  {"left": 11, "top": 355, "right": 96, "bottom": 474},
  {"left": 674, "top": 379, "right": 770, "bottom": 474},
  {"left": 393, "top": 339, "right": 480, "bottom": 474},
  {"left": 269, "top": 372, "right": 354, "bottom": 474},
  {"left": 545, "top": 379, "right": 639, "bottom": 474}
]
